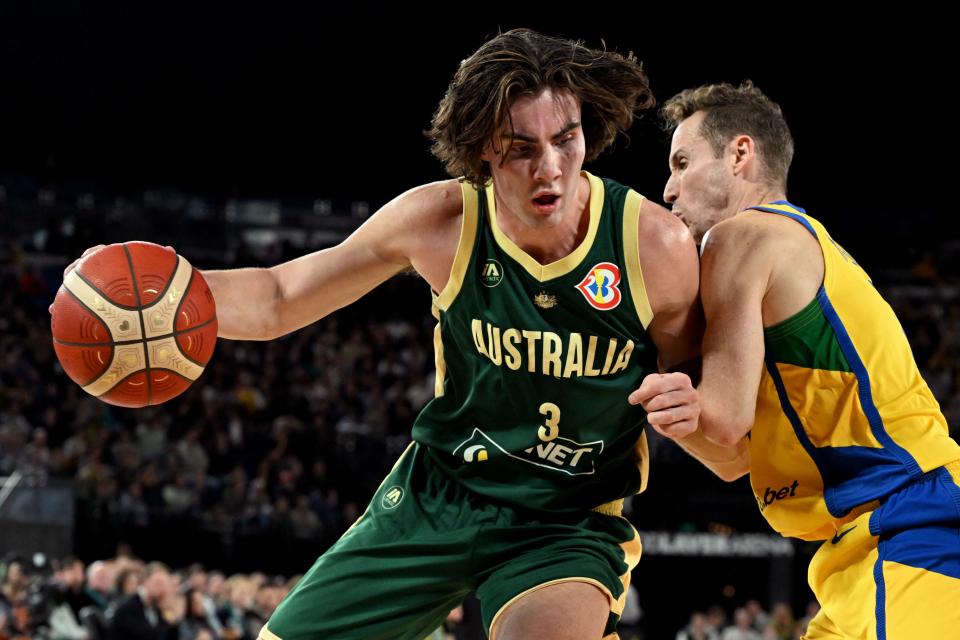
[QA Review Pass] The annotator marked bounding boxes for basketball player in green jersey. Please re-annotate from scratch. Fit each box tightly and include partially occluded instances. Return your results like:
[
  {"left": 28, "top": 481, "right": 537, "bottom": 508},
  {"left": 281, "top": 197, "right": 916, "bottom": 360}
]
[
  {"left": 635, "top": 83, "right": 960, "bottom": 639},
  {"left": 191, "top": 30, "right": 729, "bottom": 640}
]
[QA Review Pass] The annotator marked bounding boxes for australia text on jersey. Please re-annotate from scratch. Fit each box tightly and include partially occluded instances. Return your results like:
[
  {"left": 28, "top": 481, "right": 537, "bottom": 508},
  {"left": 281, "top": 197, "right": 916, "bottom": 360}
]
[{"left": 470, "top": 319, "right": 635, "bottom": 378}]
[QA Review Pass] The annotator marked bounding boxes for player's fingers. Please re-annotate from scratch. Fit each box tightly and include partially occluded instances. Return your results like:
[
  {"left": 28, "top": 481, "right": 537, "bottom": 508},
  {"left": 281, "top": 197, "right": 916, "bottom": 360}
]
[
  {"left": 652, "top": 419, "right": 698, "bottom": 440},
  {"left": 641, "top": 387, "right": 698, "bottom": 413},
  {"left": 62, "top": 259, "right": 80, "bottom": 278},
  {"left": 630, "top": 372, "right": 678, "bottom": 405},
  {"left": 63, "top": 245, "right": 105, "bottom": 278},
  {"left": 646, "top": 403, "right": 699, "bottom": 427}
]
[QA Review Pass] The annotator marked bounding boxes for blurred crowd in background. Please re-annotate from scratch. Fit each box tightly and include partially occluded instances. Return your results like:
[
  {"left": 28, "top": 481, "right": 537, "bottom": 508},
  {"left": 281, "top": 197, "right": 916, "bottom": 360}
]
[{"left": 1, "top": 189, "right": 957, "bottom": 639}]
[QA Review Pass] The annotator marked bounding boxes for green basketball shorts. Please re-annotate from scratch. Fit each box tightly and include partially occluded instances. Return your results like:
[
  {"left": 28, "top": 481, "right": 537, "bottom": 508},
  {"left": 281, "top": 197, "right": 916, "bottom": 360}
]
[{"left": 259, "top": 443, "right": 640, "bottom": 640}]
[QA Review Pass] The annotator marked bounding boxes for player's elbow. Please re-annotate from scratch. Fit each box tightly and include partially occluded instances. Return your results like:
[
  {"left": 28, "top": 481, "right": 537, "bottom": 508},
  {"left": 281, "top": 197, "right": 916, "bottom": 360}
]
[
  {"left": 700, "top": 412, "right": 752, "bottom": 449},
  {"left": 714, "top": 461, "right": 749, "bottom": 483}
]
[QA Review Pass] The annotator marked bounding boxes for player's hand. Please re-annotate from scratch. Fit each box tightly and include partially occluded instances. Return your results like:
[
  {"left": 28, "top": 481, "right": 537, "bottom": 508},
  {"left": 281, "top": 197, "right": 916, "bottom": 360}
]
[
  {"left": 50, "top": 244, "right": 174, "bottom": 314},
  {"left": 62, "top": 244, "right": 106, "bottom": 279},
  {"left": 49, "top": 245, "right": 107, "bottom": 315},
  {"left": 628, "top": 372, "right": 700, "bottom": 440}
]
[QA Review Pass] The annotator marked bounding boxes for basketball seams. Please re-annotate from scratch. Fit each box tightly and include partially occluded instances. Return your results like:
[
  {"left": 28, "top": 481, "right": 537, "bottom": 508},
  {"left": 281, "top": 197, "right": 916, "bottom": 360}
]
[
  {"left": 52, "top": 316, "right": 217, "bottom": 349},
  {"left": 172, "top": 322, "right": 215, "bottom": 368},
  {"left": 53, "top": 242, "right": 215, "bottom": 407},
  {"left": 122, "top": 243, "right": 153, "bottom": 406},
  {"left": 59, "top": 285, "right": 113, "bottom": 344},
  {"left": 142, "top": 256, "right": 193, "bottom": 339},
  {"left": 53, "top": 341, "right": 114, "bottom": 387},
  {"left": 141, "top": 246, "right": 182, "bottom": 306},
  {"left": 73, "top": 270, "right": 140, "bottom": 312},
  {"left": 98, "top": 368, "right": 193, "bottom": 408},
  {"left": 62, "top": 271, "right": 143, "bottom": 342},
  {"left": 173, "top": 267, "right": 197, "bottom": 330}
]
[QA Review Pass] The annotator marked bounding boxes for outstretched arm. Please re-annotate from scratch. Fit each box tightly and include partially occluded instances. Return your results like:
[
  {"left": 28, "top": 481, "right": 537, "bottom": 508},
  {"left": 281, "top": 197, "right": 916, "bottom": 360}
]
[{"left": 204, "top": 181, "right": 461, "bottom": 341}]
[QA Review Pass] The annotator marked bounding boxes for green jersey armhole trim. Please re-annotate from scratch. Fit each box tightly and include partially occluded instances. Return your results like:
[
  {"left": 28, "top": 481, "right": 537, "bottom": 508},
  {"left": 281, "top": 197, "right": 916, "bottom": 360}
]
[
  {"left": 764, "top": 294, "right": 821, "bottom": 342},
  {"left": 483, "top": 171, "right": 604, "bottom": 282},
  {"left": 434, "top": 179, "right": 479, "bottom": 312},
  {"left": 623, "top": 190, "right": 654, "bottom": 329}
]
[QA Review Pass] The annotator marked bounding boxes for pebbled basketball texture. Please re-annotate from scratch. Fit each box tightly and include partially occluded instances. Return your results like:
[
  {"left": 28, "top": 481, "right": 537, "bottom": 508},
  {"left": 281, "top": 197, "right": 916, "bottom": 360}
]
[{"left": 50, "top": 241, "right": 218, "bottom": 408}]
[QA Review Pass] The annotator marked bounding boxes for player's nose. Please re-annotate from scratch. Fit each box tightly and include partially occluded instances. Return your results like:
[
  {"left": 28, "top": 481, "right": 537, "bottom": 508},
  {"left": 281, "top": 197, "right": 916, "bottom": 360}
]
[
  {"left": 533, "top": 146, "right": 562, "bottom": 182},
  {"left": 663, "top": 175, "right": 679, "bottom": 204}
]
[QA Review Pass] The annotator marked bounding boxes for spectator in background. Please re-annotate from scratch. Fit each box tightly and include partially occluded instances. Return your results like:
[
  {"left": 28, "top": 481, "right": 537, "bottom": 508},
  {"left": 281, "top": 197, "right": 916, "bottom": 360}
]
[
  {"left": 723, "top": 607, "right": 761, "bottom": 640},
  {"left": 764, "top": 603, "right": 795, "bottom": 640},
  {"left": 107, "top": 562, "right": 176, "bottom": 640},
  {"left": 114, "top": 565, "right": 144, "bottom": 600},
  {"left": 705, "top": 605, "right": 726, "bottom": 636},
  {"left": 44, "top": 558, "right": 89, "bottom": 640},
  {"left": 217, "top": 576, "right": 255, "bottom": 640},
  {"left": 84, "top": 561, "right": 115, "bottom": 612},
  {"left": 744, "top": 600, "right": 769, "bottom": 633},
  {"left": 676, "top": 612, "right": 719, "bottom": 640},
  {"left": 178, "top": 588, "right": 219, "bottom": 640}
]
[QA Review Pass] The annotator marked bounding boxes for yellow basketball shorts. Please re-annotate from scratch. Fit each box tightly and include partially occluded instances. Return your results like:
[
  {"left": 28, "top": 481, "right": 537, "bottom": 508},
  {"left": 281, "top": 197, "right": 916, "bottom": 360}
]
[{"left": 803, "top": 461, "right": 960, "bottom": 640}]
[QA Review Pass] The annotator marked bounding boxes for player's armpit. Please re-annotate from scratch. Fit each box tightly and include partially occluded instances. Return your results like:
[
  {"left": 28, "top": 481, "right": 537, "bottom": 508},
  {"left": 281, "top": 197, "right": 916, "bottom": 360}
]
[{"left": 697, "top": 219, "right": 772, "bottom": 448}]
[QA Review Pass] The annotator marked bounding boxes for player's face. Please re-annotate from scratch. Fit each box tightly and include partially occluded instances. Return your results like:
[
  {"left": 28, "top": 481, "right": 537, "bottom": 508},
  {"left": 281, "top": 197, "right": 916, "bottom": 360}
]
[
  {"left": 482, "top": 88, "right": 586, "bottom": 229},
  {"left": 663, "top": 110, "right": 735, "bottom": 243}
]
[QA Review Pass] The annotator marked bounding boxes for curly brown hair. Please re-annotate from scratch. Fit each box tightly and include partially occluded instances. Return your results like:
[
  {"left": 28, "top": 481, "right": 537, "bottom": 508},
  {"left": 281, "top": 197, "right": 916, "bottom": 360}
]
[
  {"left": 661, "top": 81, "right": 794, "bottom": 189},
  {"left": 427, "top": 29, "right": 655, "bottom": 187}
]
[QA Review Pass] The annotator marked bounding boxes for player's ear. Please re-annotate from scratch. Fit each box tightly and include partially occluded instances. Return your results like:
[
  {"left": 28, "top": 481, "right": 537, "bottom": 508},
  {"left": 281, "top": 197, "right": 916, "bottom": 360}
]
[
  {"left": 730, "top": 134, "right": 755, "bottom": 177},
  {"left": 480, "top": 140, "right": 495, "bottom": 163}
]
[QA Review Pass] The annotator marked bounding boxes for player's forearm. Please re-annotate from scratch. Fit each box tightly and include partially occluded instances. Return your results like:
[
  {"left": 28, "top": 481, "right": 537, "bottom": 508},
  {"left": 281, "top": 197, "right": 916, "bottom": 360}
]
[
  {"left": 673, "top": 428, "right": 749, "bottom": 482},
  {"left": 202, "top": 267, "right": 284, "bottom": 341}
]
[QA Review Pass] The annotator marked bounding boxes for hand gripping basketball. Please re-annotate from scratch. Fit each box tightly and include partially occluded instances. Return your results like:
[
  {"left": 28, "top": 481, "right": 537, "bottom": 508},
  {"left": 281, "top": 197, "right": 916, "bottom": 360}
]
[{"left": 50, "top": 242, "right": 218, "bottom": 407}]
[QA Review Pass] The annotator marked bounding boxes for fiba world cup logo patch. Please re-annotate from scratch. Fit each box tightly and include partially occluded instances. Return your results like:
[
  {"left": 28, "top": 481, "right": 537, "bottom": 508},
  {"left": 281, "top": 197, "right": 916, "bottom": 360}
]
[{"left": 575, "top": 262, "right": 622, "bottom": 310}]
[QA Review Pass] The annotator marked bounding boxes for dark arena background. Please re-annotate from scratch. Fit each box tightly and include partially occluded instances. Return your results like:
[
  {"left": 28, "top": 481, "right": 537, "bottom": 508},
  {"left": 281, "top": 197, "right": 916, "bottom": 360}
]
[{"left": 0, "top": 4, "right": 956, "bottom": 639}]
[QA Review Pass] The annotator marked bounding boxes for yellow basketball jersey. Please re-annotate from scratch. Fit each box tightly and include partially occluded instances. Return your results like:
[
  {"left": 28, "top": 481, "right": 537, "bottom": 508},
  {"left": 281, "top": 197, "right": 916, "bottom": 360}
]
[{"left": 747, "top": 202, "right": 960, "bottom": 541}]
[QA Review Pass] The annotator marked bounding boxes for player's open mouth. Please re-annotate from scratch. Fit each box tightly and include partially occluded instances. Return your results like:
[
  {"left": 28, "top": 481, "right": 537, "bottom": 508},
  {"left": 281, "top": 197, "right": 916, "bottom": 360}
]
[{"left": 532, "top": 193, "right": 560, "bottom": 213}]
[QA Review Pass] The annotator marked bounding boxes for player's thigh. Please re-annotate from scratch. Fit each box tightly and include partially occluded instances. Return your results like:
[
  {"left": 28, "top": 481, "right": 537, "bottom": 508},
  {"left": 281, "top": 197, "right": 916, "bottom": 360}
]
[
  {"left": 478, "top": 511, "right": 640, "bottom": 640},
  {"left": 879, "top": 525, "right": 960, "bottom": 639},
  {"left": 262, "top": 446, "right": 473, "bottom": 639},
  {"left": 489, "top": 580, "right": 610, "bottom": 640},
  {"left": 808, "top": 511, "right": 960, "bottom": 639},
  {"left": 261, "top": 513, "right": 471, "bottom": 640}
]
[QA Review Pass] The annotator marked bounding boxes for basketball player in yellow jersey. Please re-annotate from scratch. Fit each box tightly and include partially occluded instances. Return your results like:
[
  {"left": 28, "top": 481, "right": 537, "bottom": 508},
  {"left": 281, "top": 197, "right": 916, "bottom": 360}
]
[{"left": 634, "top": 82, "right": 960, "bottom": 639}]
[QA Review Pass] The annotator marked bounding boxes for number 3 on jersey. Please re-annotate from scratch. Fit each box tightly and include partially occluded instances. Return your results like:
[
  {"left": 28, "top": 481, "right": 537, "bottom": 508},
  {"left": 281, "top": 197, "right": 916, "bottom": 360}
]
[{"left": 538, "top": 402, "right": 561, "bottom": 442}]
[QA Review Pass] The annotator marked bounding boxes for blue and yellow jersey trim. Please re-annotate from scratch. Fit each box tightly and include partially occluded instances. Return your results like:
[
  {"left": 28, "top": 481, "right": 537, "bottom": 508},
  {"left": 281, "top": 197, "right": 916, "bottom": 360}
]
[{"left": 747, "top": 202, "right": 960, "bottom": 541}]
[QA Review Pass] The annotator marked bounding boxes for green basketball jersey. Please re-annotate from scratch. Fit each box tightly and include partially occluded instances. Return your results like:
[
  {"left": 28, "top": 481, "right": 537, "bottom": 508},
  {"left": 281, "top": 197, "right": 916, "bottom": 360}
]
[{"left": 410, "top": 172, "right": 659, "bottom": 514}]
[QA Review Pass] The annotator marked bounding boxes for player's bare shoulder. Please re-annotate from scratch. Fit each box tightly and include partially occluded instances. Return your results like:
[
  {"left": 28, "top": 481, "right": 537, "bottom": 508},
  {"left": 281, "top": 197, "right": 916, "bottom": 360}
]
[
  {"left": 376, "top": 179, "right": 465, "bottom": 292},
  {"left": 702, "top": 210, "right": 814, "bottom": 263},
  {"left": 702, "top": 210, "right": 824, "bottom": 325},
  {"left": 637, "top": 198, "right": 700, "bottom": 313}
]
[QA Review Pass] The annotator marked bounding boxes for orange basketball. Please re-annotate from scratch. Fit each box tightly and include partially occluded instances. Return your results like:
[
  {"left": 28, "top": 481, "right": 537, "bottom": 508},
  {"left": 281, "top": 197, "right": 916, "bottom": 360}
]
[{"left": 50, "top": 241, "right": 218, "bottom": 408}]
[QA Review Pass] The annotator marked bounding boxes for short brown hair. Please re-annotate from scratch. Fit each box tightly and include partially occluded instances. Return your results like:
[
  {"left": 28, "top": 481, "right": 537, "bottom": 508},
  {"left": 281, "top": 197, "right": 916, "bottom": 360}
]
[
  {"left": 661, "top": 81, "right": 793, "bottom": 188},
  {"left": 428, "top": 29, "right": 654, "bottom": 187}
]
